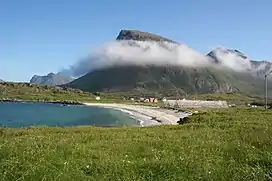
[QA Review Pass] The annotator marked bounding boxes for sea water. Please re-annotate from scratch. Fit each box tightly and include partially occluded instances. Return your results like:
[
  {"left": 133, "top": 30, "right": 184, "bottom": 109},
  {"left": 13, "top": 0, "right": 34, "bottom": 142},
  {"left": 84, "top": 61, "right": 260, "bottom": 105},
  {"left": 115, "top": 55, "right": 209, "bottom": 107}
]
[{"left": 0, "top": 102, "right": 139, "bottom": 128}]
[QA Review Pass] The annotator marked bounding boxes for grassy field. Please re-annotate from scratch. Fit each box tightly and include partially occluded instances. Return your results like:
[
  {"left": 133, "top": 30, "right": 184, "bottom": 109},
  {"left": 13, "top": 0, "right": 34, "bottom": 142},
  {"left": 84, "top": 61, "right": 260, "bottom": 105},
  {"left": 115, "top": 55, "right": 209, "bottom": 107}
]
[{"left": 0, "top": 108, "right": 271, "bottom": 181}]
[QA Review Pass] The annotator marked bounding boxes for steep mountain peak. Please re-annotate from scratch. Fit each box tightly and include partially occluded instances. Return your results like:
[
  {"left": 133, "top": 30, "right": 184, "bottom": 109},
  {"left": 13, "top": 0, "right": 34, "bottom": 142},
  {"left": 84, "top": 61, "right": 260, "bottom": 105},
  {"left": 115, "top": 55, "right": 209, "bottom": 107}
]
[
  {"left": 116, "top": 30, "right": 177, "bottom": 43},
  {"left": 30, "top": 72, "right": 74, "bottom": 86},
  {"left": 47, "top": 72, "right": 55, "bottom": 76},
  {"left": 208, "top": 47, "right": 248, "bottom": 60},
  {"left": 206, "top": 47, "right": 253, "bottom": 72}
]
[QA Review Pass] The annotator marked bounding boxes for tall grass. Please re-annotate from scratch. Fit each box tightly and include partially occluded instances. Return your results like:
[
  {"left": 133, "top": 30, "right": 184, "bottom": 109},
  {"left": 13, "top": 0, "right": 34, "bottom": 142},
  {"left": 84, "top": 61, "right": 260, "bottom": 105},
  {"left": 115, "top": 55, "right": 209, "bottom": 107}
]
[{"left": 0, "top": 108, "right": 271, "bottom": 181}]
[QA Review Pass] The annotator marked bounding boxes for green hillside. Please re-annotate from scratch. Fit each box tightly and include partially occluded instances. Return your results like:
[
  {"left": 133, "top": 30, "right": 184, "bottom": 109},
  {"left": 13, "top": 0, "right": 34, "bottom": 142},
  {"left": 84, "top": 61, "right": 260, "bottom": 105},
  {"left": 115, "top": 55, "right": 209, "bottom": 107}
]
[
  {"left": 0, "top": 82, "right": 94, "bottom": 102},
  {"left": 66, "top": 65, "right": 270, "bottom": 98}
]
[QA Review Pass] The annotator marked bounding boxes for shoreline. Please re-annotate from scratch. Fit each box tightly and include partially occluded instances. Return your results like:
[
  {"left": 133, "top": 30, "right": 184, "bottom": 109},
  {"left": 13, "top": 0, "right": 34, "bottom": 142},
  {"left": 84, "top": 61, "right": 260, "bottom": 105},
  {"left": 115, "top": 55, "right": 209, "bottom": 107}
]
[
  {"left": 0, "top": 99, "right": 84, "bottom": 105},
  {"left": 0, "top": 100, "right": 191, "bottom": 127},
  {"left": 83, "top": 103, "right": 190, "bottom": 127},
  {"left": 115, "top": 108, "right": 158, "bottom": 127}
]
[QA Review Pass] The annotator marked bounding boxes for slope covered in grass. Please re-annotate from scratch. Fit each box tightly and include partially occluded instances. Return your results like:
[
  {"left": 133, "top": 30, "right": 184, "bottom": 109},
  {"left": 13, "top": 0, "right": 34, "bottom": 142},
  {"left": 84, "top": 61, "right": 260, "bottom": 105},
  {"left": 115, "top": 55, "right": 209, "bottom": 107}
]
[
  {"left": 0, "top": 108, "right": 271, "bottom": 181},
  {"left": 66, "top": 65, "right": 265, "bottom": 96},
  {"left": 0, "top": 82, "right": 94, "bottom": 102}
]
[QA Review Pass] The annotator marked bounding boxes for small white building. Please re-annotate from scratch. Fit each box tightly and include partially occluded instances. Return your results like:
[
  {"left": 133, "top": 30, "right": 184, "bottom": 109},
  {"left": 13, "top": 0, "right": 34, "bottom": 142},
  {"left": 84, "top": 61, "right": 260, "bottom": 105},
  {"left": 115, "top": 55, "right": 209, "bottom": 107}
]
[
  {"left": 139, "top": 98, "right": 145, "bottom": 102},
  {"left": 95, "top": 96, "right": 101, "bottom": 101}
]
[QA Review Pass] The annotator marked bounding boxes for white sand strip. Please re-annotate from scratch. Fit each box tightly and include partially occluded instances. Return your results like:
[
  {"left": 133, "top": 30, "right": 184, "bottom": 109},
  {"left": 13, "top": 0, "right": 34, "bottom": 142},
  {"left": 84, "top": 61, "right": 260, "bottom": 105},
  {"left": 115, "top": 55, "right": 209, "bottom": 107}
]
[{"left": 83, "top": 103, "right": 183, "bottom": 126}]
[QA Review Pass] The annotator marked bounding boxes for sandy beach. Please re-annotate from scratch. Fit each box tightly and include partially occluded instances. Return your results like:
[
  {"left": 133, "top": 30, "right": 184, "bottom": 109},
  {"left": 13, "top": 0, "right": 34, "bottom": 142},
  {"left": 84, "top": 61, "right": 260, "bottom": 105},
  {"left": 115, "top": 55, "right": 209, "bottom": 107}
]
[{"left": 83, "top": 103, "right": 191, "bottom": 126}]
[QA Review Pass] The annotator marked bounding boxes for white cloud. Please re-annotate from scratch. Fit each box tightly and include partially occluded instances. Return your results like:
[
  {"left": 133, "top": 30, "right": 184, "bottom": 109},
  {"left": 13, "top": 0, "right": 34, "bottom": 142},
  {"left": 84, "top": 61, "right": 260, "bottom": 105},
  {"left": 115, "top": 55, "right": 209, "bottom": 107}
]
[
  {"left": 211, "top": 47, "right": 252, "bottom": 71},
  {"left": 62, "top": 40, "right": 212, "bottom": 77},
  {"left": 60, "top": 40, "right": 264, "bottom": 77}
]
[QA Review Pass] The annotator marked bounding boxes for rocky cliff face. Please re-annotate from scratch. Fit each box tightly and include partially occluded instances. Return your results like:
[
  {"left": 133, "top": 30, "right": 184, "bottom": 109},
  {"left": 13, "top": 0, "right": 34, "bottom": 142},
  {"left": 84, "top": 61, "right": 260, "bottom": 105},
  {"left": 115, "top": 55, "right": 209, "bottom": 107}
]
[
  {"left": 116, "top": 30, "right": 177, "bottom": 43},
  {"left": 30, "top": 73, "right": 74, "bottom": 86}
]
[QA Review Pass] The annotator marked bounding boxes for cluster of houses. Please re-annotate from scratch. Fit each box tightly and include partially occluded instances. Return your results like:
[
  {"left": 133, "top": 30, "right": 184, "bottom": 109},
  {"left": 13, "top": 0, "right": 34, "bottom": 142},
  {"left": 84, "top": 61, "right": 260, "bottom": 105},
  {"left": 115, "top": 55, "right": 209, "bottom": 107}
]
[
  {"left": 93, "top": 95, "right": 261, "bottom": 108},
  {"left": 94, "top": 96, "right": 162, "bottom": 103},
  {"left": 129, "top": 97, "right": 159, "bottom": 103},
  {"left": 137, "top": 97, "right": 159, "bottom": 103}
]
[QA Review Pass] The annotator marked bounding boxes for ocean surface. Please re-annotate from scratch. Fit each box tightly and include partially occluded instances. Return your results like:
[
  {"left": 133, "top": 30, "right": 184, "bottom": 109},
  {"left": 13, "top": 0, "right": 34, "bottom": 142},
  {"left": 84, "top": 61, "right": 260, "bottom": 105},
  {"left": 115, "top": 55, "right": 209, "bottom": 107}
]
[{"left": 0, "top": 102, "right": 139, "bottom": 128}]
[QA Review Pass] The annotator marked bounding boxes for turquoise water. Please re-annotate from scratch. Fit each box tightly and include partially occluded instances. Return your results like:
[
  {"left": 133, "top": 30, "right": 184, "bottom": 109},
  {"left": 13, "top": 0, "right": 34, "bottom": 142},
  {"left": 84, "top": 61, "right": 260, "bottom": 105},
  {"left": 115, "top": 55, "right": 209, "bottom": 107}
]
[{"left": 0, "top": 102, "right": 138, "bottom": 128}]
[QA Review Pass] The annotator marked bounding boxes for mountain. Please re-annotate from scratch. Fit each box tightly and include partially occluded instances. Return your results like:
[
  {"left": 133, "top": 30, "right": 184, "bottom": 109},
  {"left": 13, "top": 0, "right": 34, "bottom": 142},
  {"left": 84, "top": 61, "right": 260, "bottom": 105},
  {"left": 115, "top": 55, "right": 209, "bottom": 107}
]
[
  {"left": 208, "top": 48, "right": 272, "bottom": 76},
  {"left": 251, "top": 60, "right": 272, "bottom": 76},
  {"left": 30, "top": 73, "right": 74, "bottom": 86},
  {"left": 0, "top": 79, "right": 4, "bottom": 82},
  {"left": 116, "top": 30, "right": 177, "bottom": 43},
  {"left": 66, "top": 64, "right": 267, "bottom": 96},
  {"left": 207, "top": 48, "right": 248, "bottom": 61},
  {"left": 65, "top": 30, "right": 271, "bottom": 97}
]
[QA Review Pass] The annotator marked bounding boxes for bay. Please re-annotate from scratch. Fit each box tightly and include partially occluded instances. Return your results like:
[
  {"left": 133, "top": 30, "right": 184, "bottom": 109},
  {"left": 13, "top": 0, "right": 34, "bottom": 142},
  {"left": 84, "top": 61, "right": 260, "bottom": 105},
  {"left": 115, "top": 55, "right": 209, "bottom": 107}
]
[{"left": 0, "top": 102, "right": 138, "bottom": 128}]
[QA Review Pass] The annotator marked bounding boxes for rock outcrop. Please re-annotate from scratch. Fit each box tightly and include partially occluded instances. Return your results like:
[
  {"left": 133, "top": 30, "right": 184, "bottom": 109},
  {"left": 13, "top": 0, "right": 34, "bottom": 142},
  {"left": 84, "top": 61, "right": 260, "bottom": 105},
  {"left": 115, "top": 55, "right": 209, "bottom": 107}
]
[{"left": 116, "top": 30, "right": 177, "bottom": 43}]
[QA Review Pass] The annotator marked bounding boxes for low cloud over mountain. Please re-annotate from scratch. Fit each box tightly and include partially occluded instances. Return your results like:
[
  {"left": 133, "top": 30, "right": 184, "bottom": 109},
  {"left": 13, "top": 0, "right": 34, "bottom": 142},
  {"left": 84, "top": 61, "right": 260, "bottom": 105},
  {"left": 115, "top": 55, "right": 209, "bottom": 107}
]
[{"left": 60, "top": 30, "right": 270, "bottom": 78}]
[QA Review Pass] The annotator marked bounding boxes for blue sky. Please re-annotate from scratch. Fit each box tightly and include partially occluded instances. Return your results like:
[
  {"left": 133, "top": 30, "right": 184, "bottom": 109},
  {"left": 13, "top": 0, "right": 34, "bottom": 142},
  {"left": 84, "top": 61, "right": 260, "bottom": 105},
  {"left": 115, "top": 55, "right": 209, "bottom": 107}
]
[{"left": 1, "top": 0, "right": 272, "bottom": 82}]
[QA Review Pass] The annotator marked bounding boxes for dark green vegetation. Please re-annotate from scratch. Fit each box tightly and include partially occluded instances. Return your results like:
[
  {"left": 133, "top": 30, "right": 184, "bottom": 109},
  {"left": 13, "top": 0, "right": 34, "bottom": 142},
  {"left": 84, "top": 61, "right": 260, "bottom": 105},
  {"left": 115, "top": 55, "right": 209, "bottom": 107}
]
[
  {"left": 0, "top": 108, "right": 271, "bottom": 181},
  {"left": 0, "top": 82, "right": 156, "bottom": 104},
  {"left": 66, "top": 65, "right": 272, "bottom": 98},
  {"left": 0, "top": 82, "right": 94, "bottom": 102},
  {"left": 30, "top": 72, "right": 74, "bottom": 86}
]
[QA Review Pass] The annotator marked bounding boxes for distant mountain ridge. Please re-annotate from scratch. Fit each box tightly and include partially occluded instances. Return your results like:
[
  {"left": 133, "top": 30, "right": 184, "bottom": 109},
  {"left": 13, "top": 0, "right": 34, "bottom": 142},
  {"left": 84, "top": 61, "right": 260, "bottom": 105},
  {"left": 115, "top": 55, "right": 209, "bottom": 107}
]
[
  {"left": 62, "top": 29, "right": 272, "bottom": 96},
  {"left": 30, "top": 73, "right": 74, "bottom": 86},
  {"left": 0, "top": 79, "right": 4, "bottom": 82},
  {"left": 207, "top": 48, "right": 272, "bottom": 74}
]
